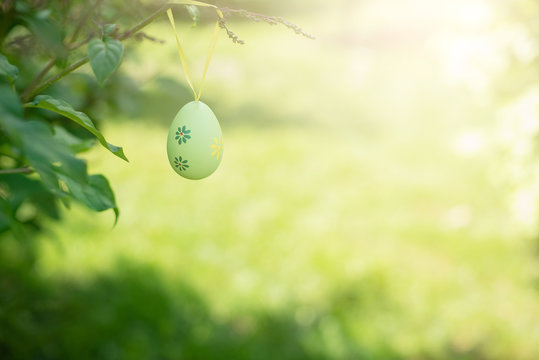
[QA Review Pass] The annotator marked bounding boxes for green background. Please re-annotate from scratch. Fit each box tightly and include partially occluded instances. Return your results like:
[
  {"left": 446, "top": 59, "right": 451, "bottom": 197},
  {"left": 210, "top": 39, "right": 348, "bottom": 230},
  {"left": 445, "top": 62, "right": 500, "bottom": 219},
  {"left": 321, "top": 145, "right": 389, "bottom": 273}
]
[{"left": 4, "top": 0, "right": 539, "bottom": 358}]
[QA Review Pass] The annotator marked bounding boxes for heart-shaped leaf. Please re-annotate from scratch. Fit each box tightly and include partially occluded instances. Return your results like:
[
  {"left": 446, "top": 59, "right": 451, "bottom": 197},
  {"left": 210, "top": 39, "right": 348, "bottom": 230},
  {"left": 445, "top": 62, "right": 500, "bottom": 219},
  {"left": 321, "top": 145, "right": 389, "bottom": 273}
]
[{"left": 88, "top": 36, "right": 123, "bottom": 85}]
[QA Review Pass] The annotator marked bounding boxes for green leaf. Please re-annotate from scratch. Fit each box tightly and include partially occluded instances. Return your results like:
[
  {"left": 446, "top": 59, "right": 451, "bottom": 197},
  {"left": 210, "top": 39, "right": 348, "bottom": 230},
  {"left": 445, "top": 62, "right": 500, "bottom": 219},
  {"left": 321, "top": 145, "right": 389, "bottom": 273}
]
[
  {"left": 26, "top": 95, "right": 128, "bottom": 161},
  {"left": 88, "top": 36, "right": 123, "bottom": 85},
  {"left": 0, "top": 174, "right": 60, "bottom": 220},
  {"left": 59, "top": 174, "right": 119, "bottom": 224},
  {"left": 0, "top": 53, "right": 19, "bottom": 85},
  {"left": 0, "top": 197, "right": 13, "bottom": 233},
  {"left": 0, "top": 116, "right": 88, "bottom": 191},
  {"left": 103, "top": 24, "right": 116, "bottom": 36},
  {"left": 0, "top": 112, "right": 115, "bottom": 223},
  {"left": 185, "top": 5, "right": 200, "bottom": 27},
  {"left": 0, "top": 84, "right": 22, "bottom": 117},
  {"left": 53, "top": 126, "right": 96, "bottom": 154},
  {"left": 1, "top": 174, "right": 46, "bottom": 209}
]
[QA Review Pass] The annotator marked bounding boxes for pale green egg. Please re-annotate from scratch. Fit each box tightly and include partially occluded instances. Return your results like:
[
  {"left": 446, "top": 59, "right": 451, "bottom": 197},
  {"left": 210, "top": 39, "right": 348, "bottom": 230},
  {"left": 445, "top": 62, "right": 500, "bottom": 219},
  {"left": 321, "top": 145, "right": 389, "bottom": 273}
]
[{"left": 166, "top": 101, "right": 223, "bottom": 180}]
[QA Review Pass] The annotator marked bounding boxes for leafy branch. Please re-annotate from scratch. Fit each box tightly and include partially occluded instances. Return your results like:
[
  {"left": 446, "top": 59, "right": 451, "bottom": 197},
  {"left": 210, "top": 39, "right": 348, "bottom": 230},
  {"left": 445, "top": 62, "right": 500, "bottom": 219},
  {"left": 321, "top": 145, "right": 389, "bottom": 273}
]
[
  {"left": 21, "top": 2, "right": 170, "bottom": 101},
  {"left": 20, "top": 1, "right": 313, "bottom": 100}
]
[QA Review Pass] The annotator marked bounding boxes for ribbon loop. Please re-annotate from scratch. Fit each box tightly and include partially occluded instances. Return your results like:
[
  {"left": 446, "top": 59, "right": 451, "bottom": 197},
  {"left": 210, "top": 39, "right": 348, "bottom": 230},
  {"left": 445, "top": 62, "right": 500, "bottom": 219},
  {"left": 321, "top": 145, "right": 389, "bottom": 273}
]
[{"left": 167, "top": 7, "right": 222, "bottom": 102}]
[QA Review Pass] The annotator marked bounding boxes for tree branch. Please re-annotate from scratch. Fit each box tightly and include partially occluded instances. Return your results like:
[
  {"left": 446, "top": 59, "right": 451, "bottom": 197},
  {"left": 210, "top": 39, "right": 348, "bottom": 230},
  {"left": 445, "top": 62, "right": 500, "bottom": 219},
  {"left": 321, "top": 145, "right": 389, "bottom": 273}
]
[
  {"left": 23, "top": 1, "right": 313, "bottom": 99},
  {"left": 30, "top": 58, "right": 89, "bottom": 98}
]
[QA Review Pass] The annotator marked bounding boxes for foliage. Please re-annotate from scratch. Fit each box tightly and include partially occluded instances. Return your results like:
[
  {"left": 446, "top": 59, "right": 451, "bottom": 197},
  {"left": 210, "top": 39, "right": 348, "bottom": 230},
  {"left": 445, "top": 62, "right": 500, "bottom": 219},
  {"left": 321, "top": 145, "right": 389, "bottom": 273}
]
[{"left": 0, "top": 0, "right": 147, "bottom": 237}]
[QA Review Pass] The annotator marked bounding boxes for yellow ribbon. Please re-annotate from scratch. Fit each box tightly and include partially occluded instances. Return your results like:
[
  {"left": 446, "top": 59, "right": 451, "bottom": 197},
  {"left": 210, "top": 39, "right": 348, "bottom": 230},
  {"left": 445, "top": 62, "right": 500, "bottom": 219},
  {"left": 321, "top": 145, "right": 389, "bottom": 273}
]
[{"left": 167, "top": 3, "right": 223, "bottom": 101}]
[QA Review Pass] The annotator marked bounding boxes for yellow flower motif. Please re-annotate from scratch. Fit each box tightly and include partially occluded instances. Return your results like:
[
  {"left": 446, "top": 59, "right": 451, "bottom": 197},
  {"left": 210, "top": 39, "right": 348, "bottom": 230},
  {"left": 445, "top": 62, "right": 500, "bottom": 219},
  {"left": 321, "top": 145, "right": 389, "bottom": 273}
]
[{"left": 210, "top": 136, "right": 223, "bottom": 160}]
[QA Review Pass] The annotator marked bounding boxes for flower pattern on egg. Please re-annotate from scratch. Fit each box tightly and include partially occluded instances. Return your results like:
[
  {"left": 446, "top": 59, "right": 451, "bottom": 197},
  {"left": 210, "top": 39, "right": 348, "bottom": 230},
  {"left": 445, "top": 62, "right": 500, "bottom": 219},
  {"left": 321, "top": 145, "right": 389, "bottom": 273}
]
[
  {"left": 175, "top": 125, "right": 191, "bottom": 145},
  {"left": 174, "top": 156, "right": 189, "bottom": 171},
  {"left": 210, "top": 136, "right": 223, "bottom": 160}
]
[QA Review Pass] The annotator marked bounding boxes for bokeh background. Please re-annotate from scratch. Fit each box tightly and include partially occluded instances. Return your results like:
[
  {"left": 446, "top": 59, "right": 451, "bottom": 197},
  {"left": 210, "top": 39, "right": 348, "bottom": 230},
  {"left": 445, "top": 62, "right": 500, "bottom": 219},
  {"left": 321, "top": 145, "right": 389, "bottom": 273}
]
[{"left": 4, "top": 0, "right": 539, "bottom": 358}]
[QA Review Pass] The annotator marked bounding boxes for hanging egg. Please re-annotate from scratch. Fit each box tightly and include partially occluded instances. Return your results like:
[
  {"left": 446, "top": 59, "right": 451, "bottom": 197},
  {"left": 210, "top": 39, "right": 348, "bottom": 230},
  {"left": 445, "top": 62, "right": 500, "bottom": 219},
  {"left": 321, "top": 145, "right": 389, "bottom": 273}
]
[{"left": 166, "top": 101, "right": 223, "bottom": 180}]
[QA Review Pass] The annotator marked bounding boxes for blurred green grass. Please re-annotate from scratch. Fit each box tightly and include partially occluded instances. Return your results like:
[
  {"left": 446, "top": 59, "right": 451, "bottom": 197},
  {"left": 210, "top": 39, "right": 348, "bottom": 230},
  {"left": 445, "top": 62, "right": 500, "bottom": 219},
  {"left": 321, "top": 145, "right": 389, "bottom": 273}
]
[{"left": 20, "top": 1, "right": 539, "bottom": 359}]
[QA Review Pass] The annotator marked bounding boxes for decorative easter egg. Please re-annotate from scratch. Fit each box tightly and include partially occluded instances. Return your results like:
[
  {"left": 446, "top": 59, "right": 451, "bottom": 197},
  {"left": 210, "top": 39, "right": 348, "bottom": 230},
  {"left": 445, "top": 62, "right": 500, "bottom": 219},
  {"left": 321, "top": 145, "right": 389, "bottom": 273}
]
[{"left": 166, "top": 101, "right": 223, "bottom": 180}]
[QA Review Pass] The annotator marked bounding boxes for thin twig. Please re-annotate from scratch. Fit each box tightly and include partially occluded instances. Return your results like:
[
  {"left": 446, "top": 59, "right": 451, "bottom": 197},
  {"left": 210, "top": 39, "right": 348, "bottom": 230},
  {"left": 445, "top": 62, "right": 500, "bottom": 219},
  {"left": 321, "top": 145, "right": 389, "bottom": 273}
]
[
  {"left": 7, "top": 34, "right": 32, "bottom": 47},
  {"left": 0, "top": 167, "right": 33, "bottom": 175},
  {"left": 30, "top": 57, "right": 89, "bottom": 97},
  {"left": 221, "top": 7, "right": 315, "bottom": 40},
  {"left": 67, "top": 34, "right": 94, "bottom": 50},
  {"left": 218, "top": 18, "right": 245, "bottom": 44},
  {"left": 119, "top": 3, "right": 169, "bottom": 40},
  {"left": 68, "top": 0, "right": 104, "bottom": 44}
]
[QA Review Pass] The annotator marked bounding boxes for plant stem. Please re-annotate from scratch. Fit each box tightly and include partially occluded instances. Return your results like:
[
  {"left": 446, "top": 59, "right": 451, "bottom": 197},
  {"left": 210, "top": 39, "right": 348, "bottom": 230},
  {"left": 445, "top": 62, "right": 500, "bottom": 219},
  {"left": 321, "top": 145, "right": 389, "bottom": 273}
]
[
  {"left": 0, "top": 167, "right": 33, "bottom": 175},
  {"left": 30, "top": 58, "right": 89, "bottom": 97},
  {"left": 119, "top": 3, "right": 170, "bottom": 40},
  {"left": 68, "top": 34, "right": 93, "bottom": 50},
  {"left": 20, "top": 58, "right": 56, "bottom": 102},
  {"left": 69, "top": 0, "right": 104, "bottom": 44}
]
